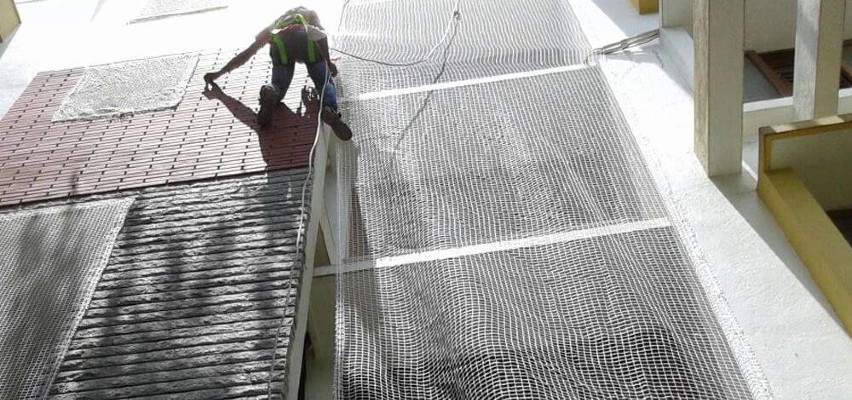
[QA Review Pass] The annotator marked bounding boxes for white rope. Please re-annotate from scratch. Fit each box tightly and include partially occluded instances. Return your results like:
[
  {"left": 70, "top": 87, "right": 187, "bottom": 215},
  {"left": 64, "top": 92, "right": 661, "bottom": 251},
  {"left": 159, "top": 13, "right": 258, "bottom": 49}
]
[
  {"left": 330, "top": 0, "right": 462, "bottom": 67},
  {"left": 264, "top": 2, "right": 467, "bottom": 396},
  {"left": 266, "top": 63, "right": 330, "bottom": 400}
]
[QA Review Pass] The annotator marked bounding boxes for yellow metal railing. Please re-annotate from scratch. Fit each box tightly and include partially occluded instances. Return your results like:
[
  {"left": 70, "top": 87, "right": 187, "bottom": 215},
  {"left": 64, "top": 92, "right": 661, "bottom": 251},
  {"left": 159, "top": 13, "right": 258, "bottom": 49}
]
[{"left": 758, "top": 115, "right": 852, "bottom": 335}]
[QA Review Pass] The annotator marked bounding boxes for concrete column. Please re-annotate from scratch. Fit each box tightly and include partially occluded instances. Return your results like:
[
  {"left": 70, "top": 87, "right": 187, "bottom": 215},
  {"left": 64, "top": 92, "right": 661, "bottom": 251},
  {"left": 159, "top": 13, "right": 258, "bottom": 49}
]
[
  {"left": 693, "top": 0, "right": 744, "bottom": 176},
  {"left": 793, "top": 0, "right": 846, "bottom": 120}
]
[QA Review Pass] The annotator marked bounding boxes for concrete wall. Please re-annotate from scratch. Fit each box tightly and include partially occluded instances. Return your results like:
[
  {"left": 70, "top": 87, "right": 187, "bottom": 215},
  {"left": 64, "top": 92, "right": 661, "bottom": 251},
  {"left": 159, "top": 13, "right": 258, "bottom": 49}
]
[
  {"left": 661, "top": 0, "right": 852, "bottom": 51},
  {"left": 769, "top": 129, "right": 852, "bottom": 210}
]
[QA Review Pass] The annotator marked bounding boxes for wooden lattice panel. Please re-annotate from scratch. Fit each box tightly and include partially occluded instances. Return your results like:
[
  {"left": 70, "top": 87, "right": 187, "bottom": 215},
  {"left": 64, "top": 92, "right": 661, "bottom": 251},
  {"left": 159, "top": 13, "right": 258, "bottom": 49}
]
[{"left": 746, "top": 43, "right": 852, "bottom": 97}]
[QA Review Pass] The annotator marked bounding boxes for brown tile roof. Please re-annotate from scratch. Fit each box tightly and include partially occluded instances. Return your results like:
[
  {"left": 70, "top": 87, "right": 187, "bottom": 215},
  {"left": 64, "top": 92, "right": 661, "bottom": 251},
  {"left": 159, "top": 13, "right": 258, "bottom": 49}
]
[{"left": 0, "top": 49, "right": 320, "bottom": 207}]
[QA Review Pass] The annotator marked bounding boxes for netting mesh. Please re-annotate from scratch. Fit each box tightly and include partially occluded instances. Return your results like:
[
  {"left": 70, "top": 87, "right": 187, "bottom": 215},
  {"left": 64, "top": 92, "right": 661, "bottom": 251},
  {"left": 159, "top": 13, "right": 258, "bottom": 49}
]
[
  {"left": 0, "top": 199, "right": 132, "bottom": 399},
  {"left": 52, "top": 54, "right": 198, "bottom": 122},
  {"left": 338, "top": 68, "right": 663, "bottom": 262},
  {"left": 338, "top": 230, "right": 751, "bottom": 399},
  {"left": 332, "top": 1, "right": 763, "bottom": 399},
  {"left": 334, "top": 0, "right": 589, "bottom": 96}
]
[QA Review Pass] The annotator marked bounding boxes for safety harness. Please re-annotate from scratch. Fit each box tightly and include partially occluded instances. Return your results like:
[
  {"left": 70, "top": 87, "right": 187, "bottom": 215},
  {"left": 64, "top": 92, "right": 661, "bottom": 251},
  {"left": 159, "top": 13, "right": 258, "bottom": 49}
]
[{"left": 270, "top": 12, "right": 317, "bottom": 64}]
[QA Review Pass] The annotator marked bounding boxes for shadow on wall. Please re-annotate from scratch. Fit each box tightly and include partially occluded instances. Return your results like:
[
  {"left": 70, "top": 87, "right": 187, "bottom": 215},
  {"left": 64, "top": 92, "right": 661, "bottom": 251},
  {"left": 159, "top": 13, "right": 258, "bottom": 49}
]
[{"left": 203, "top": 83, "right": 319, "bottom": 169}]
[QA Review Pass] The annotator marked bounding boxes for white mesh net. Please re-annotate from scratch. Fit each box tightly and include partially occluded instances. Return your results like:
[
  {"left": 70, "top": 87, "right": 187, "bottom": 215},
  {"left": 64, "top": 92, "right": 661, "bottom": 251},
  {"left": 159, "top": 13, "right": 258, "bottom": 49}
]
[
  {"left": 52, "top": 54, "right": 198, "bottom": 122},
  {"left": 331, "top": 1, "right": 767, "bottom": 399},
  {"left": 0, "top": 199, "right": 132, "bottom": 399}
]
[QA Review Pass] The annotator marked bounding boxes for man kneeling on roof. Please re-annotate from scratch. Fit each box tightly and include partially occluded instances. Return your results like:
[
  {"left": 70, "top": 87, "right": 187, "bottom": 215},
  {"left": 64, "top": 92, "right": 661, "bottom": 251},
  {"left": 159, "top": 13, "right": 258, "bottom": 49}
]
[{"left": 204, "top": 6, "right": 352, "bottom": 141}]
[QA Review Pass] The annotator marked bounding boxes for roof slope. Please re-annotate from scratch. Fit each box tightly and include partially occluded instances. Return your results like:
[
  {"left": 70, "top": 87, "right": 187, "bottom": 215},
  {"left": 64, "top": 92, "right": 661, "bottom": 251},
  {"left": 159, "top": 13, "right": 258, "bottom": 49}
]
[
  {"left": 47, "top": 169, "right": 309, "bottom": 399},
  {"left": 0, "top": 49, "right": 317, "bottom": 207}
]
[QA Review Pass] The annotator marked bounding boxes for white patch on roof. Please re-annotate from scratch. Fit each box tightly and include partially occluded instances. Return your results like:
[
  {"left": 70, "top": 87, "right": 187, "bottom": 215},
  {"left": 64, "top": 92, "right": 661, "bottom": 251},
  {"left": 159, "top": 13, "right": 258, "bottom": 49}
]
[
  {"left": 51, "top": 54, "right": 198, "bottom": 122},
  {"left": 130, "top": 0, "right": 228, "bottom": 24}
]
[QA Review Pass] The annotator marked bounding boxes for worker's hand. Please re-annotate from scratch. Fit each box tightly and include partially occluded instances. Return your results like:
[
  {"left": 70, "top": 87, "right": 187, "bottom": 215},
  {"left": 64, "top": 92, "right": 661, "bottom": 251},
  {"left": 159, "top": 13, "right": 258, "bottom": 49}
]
[
  {"left": 327, "top": 61, "right": 338, "bottom": 77},
  {"left": 203, "top": 72, "right": 220, "bottom": 89}
]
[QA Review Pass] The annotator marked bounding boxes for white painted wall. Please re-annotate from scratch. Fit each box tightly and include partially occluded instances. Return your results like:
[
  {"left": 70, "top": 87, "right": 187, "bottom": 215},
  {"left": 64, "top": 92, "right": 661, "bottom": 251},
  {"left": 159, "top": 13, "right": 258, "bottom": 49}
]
[
  {"left": 660, "top": 0, "right": 852, "bottom": 51},
  {"left": 770, "top": 129, "right": 852, "bottom": 210},
  {"left": 745, "top": 0, "right": 798, "bottom": 52},
  {"left": 661, "top": 0, "right": 693, "bottom": 34}
]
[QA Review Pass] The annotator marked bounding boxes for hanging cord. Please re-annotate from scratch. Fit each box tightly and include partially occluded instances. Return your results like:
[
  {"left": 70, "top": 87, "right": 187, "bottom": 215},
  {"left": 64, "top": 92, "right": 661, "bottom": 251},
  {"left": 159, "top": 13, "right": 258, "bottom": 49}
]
[
  {"left": 585, "top": 29, "right": 659, "bottom": 66},
  {"left": 265, "top": 63, "right": 330, "bottom": 400},
  {"left": 263, "top": 1, "right": 464, "bottom": 397},
  {"left": 330, "top": 0, "right": 462, "bottom": 67}
]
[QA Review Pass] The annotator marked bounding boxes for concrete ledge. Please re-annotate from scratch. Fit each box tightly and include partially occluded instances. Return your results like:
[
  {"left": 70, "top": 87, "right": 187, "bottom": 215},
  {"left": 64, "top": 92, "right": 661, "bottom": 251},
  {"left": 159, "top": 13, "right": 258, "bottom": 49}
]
[{"left": 757, "top": 169, "right": 852, "bottom": 334}]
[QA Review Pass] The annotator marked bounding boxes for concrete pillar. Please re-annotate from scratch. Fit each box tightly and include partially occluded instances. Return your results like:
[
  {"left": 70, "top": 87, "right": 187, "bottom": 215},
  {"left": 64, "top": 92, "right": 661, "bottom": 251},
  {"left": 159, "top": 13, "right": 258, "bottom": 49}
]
[
  {"left": 693, "top": 0, "right": 744, "bottom": 176},
  {"left": 793, "top": 0, "right": 846, "bottom": 120}
]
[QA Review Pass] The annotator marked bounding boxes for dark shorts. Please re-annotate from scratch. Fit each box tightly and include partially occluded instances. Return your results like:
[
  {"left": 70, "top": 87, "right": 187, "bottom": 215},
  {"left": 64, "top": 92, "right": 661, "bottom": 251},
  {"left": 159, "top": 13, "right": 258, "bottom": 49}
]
[{"left": 269, "top": 27, "right": 314, "bottom": 66}]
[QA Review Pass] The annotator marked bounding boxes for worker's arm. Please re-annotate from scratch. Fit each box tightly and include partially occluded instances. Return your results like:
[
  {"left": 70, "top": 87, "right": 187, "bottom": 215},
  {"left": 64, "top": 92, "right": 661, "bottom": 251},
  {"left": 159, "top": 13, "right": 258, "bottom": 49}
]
[{"left": 204, "top": 28, "right": 270, "bottom": 85}]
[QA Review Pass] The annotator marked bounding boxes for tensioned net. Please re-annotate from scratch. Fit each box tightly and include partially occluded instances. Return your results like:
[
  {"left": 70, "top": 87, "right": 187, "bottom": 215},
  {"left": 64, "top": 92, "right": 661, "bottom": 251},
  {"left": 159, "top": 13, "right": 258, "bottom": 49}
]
[
  {"left": 0, "top": 199, "right": 132, "bottom": 399},
  {"left": 332, "top": 1, "right": 767, "bottom": 399}
]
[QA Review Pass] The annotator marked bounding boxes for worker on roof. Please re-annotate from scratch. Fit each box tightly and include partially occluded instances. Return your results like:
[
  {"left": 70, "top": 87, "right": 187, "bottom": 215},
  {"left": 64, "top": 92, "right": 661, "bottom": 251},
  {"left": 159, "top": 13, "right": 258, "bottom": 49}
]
[{"left": 203, "top": 6, "right": 352, "bottom": 140}]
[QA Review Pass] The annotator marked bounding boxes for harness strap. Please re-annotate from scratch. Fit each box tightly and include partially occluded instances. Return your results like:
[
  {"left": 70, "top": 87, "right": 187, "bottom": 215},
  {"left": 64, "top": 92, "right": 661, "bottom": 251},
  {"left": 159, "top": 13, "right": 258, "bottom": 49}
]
[
  {"left": 271, "top": 13, "right": 317, "bottom": 64},
  {"left": 306, "top": 37, "right": 316, "bottom": 63},
  {"left": 270, "top": 34, "right": 288, "bottom": 64}
]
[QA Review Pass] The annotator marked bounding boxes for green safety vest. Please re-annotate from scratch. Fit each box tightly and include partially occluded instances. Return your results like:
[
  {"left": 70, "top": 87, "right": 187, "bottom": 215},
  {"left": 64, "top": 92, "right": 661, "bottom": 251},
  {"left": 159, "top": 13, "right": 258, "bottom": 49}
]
[{"left": 269, "top": 13, "right": 317, "bottom": 64}]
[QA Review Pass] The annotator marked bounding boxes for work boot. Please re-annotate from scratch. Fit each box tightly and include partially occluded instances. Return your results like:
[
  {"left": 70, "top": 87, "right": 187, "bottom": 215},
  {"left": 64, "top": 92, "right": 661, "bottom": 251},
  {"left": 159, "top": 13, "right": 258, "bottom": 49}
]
[
  {"left": 257, "top": 84, "right": 279, "bottom": 127},
  {"left": 321, "top": 107, "right": 353, "bottom": 141}
]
